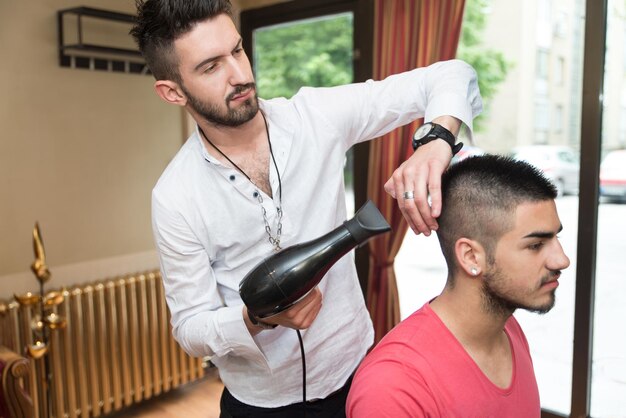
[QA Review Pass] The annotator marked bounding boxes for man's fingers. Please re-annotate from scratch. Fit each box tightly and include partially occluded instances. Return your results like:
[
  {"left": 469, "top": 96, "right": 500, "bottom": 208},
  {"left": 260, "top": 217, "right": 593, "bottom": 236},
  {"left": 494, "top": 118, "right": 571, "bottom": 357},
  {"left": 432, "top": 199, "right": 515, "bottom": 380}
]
[
  {"left": 401, "top": 163, "right": 438, "bottom": 235},
  {"left": 384, "top": 139, "right": 453, "bottom": 235},
  {"left": 427, "top": 164, "right": 444, "bottom": 219},
  {"left": 290, "top": 288, "right": 322, "bottom": 329},
  {"left": 384, "top": 178, "right": 396, "bottom": 198},
  {"left": 391, "top": 168, "right": 407, "bottom": 207},
  {"left": 272, "top": 287, "right": 323, "bottom": 329}
]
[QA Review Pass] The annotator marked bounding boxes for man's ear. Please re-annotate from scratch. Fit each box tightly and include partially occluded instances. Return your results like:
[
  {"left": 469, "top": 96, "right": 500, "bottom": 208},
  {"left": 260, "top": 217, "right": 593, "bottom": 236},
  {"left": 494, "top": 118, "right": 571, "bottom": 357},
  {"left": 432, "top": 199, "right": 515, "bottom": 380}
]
[
  {"left": 154, "top": 80, "right": 187, "bottom": 106},
  {"left": 455, "top": 237, "right": 487, "bottom": 278}
]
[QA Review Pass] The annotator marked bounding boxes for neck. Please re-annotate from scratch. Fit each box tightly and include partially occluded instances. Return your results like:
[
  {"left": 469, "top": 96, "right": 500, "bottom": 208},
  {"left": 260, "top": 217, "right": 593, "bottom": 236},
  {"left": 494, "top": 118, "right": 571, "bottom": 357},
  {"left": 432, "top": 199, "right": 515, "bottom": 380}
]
[
  {"left": 197, "top": 109, "right": 278, "bottom": 200},
  {"left": 196, "top": 110, "right": 266, "bottom": 151},
  {"left": 430, "top": 280, "right": 511, "bottom": 351}
]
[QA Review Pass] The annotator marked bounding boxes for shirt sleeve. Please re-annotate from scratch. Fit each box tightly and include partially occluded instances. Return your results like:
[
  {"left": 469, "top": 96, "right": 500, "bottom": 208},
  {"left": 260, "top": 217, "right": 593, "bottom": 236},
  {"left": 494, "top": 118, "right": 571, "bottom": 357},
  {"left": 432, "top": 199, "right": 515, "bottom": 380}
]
[
  {"left": 291, "top": 59, "right": 483, "bottom": 150},
  {"left": 346, "top": 359, "right": 440, "bottom": 418},
  {"left": 151, "top": 190, "right": 268, "bottom": 365}
]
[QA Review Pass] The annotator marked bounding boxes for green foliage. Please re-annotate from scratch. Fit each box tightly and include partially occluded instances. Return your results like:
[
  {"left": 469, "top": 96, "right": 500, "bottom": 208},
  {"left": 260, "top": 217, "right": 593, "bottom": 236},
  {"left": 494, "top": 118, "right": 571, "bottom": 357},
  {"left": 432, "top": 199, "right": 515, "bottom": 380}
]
[
  {"left": 457, "top": 0, "right": 511, "bottom": 131},
  {"left": 254, "top": 14, "right": 354, "bottom": 99},
  {"left": 253, "top": 2, "right": 509, "bottom": 132}
]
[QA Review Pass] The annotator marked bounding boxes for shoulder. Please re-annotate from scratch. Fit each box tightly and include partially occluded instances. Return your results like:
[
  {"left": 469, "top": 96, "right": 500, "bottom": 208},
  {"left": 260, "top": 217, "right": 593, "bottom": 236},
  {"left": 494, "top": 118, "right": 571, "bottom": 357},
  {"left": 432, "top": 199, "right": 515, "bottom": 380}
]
[
  {"left": 347, "top": 354, "right": 436, "bottom": 418},
  {"left": 260, "top": 92, "right": 350, "bottom": 144},
  {"left": 259, "top": 98, "right": 301, "bottom": 134},
  {"left": 347, "top": 306, "right": 441, "bottom": 418},
  {"left": 353, "top": 305, "right": 439, "bottom": 380},
  {"left": 260, "top": 89, "right": 344, "bottom": 120}
]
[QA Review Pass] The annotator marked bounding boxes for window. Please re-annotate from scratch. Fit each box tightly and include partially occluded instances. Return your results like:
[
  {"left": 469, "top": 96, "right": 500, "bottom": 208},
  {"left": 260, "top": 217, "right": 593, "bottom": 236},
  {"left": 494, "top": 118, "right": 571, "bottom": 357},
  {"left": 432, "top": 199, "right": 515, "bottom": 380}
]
[
  {"left": 535, "top": 100, "right": 551, "bottom": 140},
  {"left": 554, "top": 11, "right": 568, "bottom": 37},
  {"left": 537, "top": 0, "right": 553, "bottom": 47},
  {"left": 556, "top": 56, "right": 565, "bottom": 85},
  {"left": 252, "top": 13, "right": 354, "bottom": 100},
  {"left": 537, "top": 49, "right": 550, "bottom": 80},
  {"left": 554, "top": 104, "right": 563, "bottom": 133}
]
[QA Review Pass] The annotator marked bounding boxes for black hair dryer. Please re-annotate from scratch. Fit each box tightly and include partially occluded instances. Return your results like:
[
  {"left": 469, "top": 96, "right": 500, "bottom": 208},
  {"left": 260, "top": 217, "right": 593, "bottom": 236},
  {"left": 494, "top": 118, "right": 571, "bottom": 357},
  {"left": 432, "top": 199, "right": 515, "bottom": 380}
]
[{"left": 239, "top": 200, "right": 391, "bottom": 319}]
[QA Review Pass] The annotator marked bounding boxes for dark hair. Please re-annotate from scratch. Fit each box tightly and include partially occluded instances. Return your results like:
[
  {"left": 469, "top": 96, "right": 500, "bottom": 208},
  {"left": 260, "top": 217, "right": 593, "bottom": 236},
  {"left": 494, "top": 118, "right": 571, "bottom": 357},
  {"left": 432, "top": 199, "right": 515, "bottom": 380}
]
[
  {"left": 436, "top": 154, "right": 557, "bottom": 279},
  {"left": 130, "top": 0, "right": 233, "bottom": 82}
]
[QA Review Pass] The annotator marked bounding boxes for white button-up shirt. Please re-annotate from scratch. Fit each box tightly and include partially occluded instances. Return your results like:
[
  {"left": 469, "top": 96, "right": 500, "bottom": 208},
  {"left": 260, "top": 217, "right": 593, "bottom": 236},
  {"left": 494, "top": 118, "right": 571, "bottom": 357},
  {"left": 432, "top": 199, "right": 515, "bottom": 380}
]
[{"left": 152, "top": 59, "right": 482, "bottom": 407}]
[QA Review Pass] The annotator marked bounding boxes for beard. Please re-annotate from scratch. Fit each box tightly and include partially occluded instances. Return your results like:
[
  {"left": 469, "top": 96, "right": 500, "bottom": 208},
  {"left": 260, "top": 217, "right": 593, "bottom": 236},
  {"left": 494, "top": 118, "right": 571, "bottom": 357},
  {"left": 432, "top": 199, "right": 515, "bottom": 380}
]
[
  {"left": 182, "top": 82, "right": 259, "bottom": 127},
  {"left": 481, "top": 265, "right": 557, "bottom": 317}
]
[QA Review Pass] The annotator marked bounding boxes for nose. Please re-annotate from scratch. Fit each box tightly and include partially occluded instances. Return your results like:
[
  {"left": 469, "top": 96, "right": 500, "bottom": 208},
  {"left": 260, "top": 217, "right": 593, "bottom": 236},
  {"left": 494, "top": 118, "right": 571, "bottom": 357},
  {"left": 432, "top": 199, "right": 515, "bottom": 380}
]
[
  {"left": 548, "top": 239, "right": 570, "bottom": 272},
  {"left": 227, "top": 55, "right": 250, "bottom": 85}
]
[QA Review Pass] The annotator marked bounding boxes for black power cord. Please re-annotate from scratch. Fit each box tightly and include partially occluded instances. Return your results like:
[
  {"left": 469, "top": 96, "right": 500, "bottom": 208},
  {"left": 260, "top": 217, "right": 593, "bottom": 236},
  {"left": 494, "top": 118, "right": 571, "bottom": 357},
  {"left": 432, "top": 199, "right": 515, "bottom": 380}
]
[{"left": 296, "top": 329, "right": 307, "bottom": 418}]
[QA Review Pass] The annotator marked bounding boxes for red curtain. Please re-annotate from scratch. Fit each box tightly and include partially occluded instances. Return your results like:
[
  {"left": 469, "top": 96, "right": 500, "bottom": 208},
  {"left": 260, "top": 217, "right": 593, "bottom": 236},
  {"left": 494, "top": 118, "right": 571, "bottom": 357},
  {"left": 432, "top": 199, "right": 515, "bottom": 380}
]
[{"left": 366, "top": 0, "right": 466, "bottom": 344}]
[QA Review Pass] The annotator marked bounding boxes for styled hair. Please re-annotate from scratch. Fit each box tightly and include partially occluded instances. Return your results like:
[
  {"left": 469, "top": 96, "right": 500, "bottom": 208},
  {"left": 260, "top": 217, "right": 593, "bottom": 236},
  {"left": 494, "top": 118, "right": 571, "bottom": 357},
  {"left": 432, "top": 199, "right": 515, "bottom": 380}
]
[
  {"left": 130, "top": 0, "right": 233, "bottom": 82},
  {"left": 436, "top": 154, "right": 557, "bottom": 279}
]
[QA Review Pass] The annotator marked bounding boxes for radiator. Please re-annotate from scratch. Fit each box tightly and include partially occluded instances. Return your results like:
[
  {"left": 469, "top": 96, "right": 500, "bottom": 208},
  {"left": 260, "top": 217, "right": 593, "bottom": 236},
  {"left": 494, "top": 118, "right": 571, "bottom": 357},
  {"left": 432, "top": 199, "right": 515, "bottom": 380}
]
[{"left": 0, "top": 270, "right": 206, "bottom": 418}]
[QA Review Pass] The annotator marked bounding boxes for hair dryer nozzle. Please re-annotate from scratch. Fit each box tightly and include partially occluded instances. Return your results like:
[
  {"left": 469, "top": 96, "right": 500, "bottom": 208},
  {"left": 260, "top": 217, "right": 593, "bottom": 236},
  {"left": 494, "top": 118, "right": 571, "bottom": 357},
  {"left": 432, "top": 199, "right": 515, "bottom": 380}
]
[
  {"left": 239, "top": 200, "right": 390, "bottom": 318},
  {"left": 343, "top": 200, "right": 391, "bottom": 245}
]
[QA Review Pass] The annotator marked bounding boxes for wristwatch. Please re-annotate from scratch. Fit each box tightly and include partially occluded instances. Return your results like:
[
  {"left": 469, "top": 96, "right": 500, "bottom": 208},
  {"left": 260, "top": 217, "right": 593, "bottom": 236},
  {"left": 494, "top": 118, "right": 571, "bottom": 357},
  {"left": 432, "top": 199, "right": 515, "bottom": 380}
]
[
  {"left": 412, "top": 122, "right": 463, "bottom": 155},
  {"left": 248, "top": 309, "right": 277, "bottom": 330}
]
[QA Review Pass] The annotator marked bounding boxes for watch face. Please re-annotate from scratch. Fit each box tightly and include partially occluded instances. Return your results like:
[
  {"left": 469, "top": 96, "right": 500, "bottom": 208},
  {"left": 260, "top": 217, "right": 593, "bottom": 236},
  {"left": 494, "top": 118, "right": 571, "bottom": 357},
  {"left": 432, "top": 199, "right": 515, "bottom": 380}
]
[{"left": 414, "top": 123, "right": 433, "bottom": 140}]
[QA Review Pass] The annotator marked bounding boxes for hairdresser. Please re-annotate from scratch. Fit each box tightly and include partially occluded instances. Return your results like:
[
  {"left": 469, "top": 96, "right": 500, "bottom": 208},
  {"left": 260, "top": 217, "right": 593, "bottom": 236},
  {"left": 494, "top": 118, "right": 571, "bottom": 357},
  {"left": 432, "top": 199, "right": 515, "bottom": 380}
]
[{"left": 131, "top": 1, "right": 482, "bottom": 417}]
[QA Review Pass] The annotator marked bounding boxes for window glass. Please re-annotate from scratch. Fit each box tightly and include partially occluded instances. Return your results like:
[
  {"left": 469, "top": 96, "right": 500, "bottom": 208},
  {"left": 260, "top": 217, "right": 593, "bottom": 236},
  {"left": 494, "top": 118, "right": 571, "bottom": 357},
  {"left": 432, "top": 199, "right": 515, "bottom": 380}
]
[
  {"left": 537, "top": 49, "right": 550, "bottom": 79},
  {"left": 556, "top": 56, "right": 565, "bottom": 85},
  {"left": 554, "top": 104, "right": 563, "bottom": 132},
  {"left": 252, "top": 13, "right": 355, "bottom": 214},
  {"left": 252, "top": 13, "right": 353, "bottom": 99}
]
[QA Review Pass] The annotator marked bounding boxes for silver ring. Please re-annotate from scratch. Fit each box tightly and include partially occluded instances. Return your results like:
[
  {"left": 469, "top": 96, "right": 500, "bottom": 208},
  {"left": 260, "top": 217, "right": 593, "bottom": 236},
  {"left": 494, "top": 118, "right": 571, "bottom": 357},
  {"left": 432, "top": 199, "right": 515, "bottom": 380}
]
[{"left": 403, "top": 191, "right": 415, "bottom": 200}]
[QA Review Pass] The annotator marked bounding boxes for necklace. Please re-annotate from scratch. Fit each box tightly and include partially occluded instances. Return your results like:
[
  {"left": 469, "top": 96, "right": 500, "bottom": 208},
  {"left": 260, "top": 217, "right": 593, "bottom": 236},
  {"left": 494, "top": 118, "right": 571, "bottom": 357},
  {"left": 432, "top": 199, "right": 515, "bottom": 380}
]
[{"left": 200, "top": 112, "right": 283, "bottom": 251}]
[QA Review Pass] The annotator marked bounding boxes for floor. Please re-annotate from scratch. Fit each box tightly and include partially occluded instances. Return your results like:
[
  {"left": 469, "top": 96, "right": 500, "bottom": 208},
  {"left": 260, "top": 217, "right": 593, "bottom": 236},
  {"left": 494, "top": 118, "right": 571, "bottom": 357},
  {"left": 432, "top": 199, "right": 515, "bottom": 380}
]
[{"left": 107, "top": 368, "right": 224, "bottom": 418}]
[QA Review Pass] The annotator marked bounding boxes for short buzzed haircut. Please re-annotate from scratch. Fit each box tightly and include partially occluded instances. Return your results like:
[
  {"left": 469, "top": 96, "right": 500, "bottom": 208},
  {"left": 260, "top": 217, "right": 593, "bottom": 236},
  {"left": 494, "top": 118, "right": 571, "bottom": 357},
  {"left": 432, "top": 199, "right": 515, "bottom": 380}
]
[
  {"left": 130, "top": 0, "right": 233, "bottom": 82},
  {"left": 436, "top": 155, "right": 557, "bottom": 279}
]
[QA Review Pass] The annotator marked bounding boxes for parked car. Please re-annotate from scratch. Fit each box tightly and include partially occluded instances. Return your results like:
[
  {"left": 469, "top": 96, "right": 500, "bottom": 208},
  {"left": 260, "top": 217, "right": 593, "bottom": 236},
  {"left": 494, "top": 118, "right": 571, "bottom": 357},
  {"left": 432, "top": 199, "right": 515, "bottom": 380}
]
[
  {"left": 510, "top": 145, "right": 580, "bottom": 196},
  {"left": 600, "top": 149, "right": 626, "bottom": 202}
]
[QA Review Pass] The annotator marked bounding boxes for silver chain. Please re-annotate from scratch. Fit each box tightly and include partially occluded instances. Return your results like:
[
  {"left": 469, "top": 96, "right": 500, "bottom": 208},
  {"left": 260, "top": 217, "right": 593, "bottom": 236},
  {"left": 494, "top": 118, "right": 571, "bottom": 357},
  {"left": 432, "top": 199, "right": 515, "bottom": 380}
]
[
  {"left": 198, "top": 111, "right": 283, "bottom": 252},
  {"left": 257, "top": 193, "right": 282, "bottom": 251},
  {"left": 199, "top": 110, "right": 283, "bottom": 252}
]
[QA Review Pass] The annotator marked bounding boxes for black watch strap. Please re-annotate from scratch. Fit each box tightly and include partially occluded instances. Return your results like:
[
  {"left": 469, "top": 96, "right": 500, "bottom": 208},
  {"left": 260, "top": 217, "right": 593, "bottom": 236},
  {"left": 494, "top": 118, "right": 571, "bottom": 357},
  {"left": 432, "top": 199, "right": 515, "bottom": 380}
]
[
  {"left": 248, "top": 310, "right": 277, "bottom": 330},
  {"left": 412, "top": 123, "right": 463, "bottom": 156}
]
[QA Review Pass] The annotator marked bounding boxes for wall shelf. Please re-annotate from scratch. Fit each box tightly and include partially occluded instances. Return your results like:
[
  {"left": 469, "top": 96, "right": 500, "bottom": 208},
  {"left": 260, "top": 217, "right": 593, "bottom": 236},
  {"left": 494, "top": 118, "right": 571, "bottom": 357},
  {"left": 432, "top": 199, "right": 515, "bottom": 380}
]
[{"left": 57, "top": 6, "right": 150, "bottom": 75}]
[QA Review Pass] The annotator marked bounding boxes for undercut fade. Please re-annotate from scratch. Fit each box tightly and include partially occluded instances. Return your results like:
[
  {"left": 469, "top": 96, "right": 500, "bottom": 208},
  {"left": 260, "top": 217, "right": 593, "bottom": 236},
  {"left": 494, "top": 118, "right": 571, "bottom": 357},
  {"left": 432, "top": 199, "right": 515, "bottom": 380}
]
[
  {"left": 130, "top": 0, "right": 233, "bottom": 82},
  {"left": 436, "top": 155, "right": 557, "bottom": 280}
]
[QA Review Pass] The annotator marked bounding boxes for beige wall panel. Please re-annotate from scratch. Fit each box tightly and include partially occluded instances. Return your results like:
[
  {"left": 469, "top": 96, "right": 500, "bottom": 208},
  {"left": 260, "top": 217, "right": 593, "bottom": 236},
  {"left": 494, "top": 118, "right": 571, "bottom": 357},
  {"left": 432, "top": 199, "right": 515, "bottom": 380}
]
[{"left": 0, "top": 1, "right": 182, "bottom": 294}]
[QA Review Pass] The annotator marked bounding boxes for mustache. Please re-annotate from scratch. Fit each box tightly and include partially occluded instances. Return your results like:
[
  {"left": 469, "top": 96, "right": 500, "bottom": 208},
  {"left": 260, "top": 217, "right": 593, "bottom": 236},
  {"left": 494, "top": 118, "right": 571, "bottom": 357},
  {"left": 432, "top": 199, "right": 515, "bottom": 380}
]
[
  {"left": 540, "top": 270, "right": 562, "bottom": 285},
  {"left": 227, "top": 83, "right": 256, "bottom": 102}
]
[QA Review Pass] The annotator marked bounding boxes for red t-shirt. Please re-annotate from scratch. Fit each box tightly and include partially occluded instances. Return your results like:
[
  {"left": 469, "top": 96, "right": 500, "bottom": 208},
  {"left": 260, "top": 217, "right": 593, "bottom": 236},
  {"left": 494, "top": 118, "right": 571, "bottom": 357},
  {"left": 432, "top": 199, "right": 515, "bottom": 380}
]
[{"left": 346, "top": 303, "right": 540, "bottom": 418}]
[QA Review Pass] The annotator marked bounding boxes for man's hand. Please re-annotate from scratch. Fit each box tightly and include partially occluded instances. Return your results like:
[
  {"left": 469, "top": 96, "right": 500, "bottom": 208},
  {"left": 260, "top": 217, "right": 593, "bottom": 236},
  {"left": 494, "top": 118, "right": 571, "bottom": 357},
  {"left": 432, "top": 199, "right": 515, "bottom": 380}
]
[
  {"left": 384, "top": 116, "right": 461, "bottom": 236},
  {"left": 244, "top": 287, "right": 323, "bottom": 334}
]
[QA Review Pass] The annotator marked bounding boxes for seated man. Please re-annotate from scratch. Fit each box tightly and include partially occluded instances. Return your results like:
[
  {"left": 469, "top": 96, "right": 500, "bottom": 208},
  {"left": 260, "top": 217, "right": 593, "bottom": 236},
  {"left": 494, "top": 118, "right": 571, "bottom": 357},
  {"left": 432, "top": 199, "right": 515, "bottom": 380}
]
[{"left": 346, "top": 155, "right": 570, "bottom": 418}]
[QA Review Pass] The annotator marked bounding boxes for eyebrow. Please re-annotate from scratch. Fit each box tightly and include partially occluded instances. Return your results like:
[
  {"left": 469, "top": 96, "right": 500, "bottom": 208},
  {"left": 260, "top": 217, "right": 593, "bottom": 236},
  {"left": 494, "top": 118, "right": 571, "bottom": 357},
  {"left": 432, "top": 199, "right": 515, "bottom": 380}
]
[
  {"left": 193, "top": 38, "right": 243, "bottom": 72},
  {"left": 522, "top": 224, "right": 563, "bottom": 239}
]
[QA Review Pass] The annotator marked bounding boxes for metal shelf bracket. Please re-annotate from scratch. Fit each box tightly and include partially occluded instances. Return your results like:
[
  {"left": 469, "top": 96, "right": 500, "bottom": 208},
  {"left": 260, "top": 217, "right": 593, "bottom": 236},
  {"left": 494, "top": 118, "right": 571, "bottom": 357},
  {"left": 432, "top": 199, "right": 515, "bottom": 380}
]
[{"left": 57, "top": 6, "right": 150, "bottom": 75}]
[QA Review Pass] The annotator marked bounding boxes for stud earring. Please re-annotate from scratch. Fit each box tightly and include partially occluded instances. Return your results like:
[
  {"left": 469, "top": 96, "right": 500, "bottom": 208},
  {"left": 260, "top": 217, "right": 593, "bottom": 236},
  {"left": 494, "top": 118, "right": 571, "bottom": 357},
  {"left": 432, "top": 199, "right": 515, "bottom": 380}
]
[{"left": 471, "top": 267, "right": 479, "bottom": 276}]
